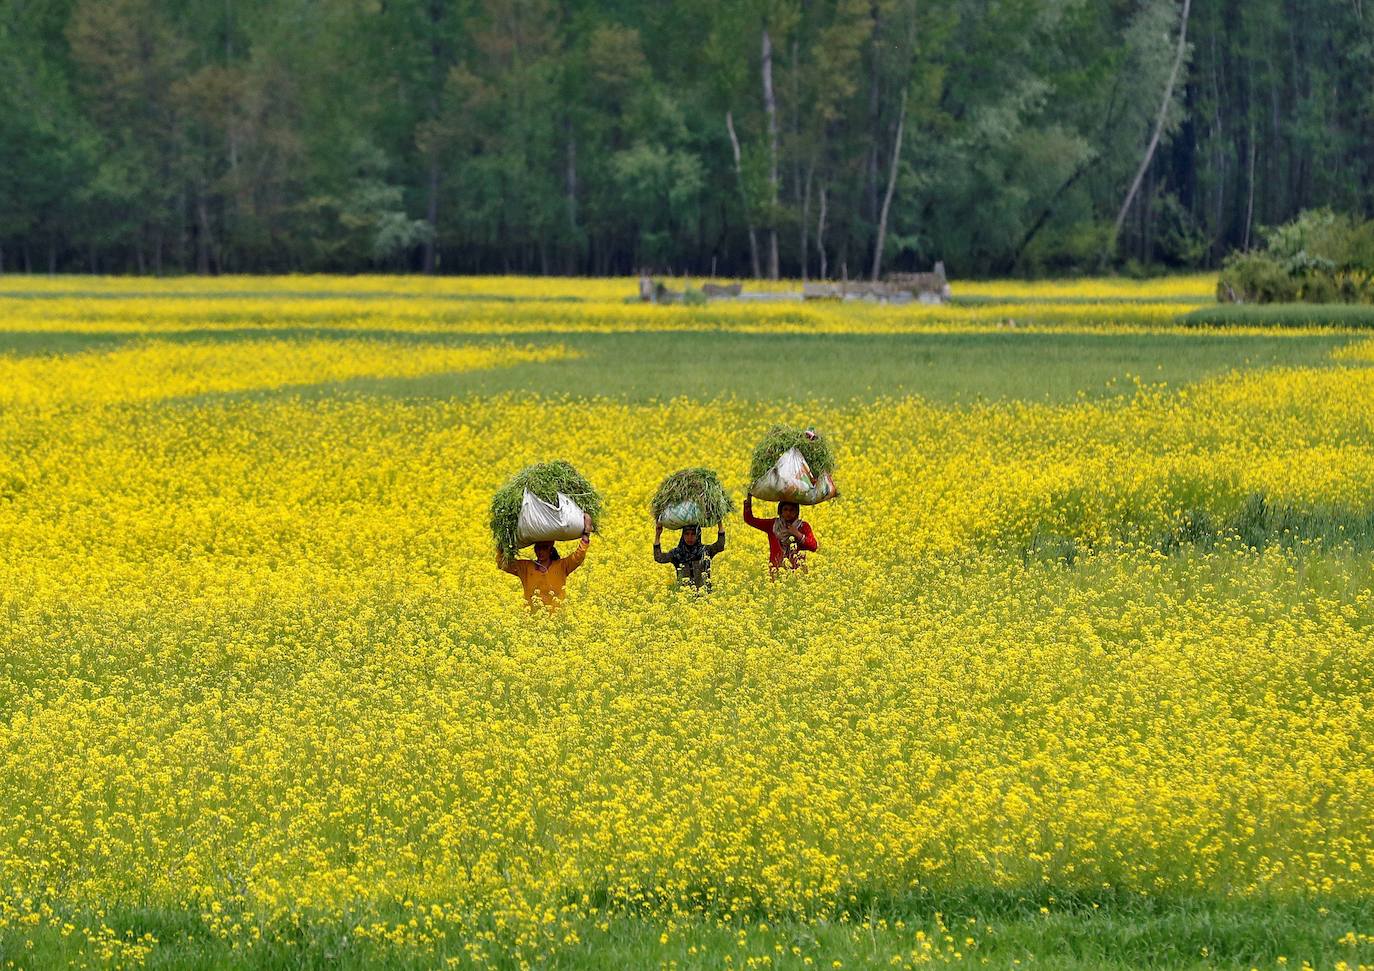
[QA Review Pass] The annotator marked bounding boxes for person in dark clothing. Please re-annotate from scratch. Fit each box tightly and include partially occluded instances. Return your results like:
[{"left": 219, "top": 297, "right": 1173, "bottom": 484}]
[{"left": 653, "top": 522, "right": 725, "bottom": 590}]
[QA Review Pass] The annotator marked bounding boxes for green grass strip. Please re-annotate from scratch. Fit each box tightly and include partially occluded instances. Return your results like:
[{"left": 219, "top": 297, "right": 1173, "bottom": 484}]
[{"left": 1178, "top": 303, "right": 1374, "bottom": 329}]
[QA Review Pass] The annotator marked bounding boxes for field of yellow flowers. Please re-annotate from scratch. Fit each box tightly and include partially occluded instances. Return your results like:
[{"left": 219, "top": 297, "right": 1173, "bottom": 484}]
[{"left": 2, "top": 276, "right": 1373, "bottom": 970}]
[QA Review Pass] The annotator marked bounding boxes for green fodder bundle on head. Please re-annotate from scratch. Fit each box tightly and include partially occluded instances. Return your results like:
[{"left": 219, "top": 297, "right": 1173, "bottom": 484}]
[
  {"left": 650, "top": 468, "right": 734, "bottom": 526},
  {"left": 748, "top": 424, "right": 836, "bottom": 484},
  {"left": 489, "top": 460, "right": 604, "bottom": 561}
]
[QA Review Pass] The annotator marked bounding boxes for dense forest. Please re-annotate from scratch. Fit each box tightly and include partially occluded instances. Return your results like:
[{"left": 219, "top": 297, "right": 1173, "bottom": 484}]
[{"left": 2, "top": 0, "right": 1372, "bottom": 277}]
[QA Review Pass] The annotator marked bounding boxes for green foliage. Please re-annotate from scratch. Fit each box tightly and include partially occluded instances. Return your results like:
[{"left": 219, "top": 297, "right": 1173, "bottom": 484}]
[
  {"left": 1156, "top": 493, "right": 1374, "bottom": 555},
  {"left": 1261, "top": 208, "right": 1374, "bottom": 273},
  {"left": 1021, "top": 532, "right": 1080, "bottom": 567},
  {"left": 1021, "top": 221, "right": 1114, "bottom": 277},
  {"left": 748, "top": 425, "right": 836, "bottom": 486},
  {"left": 332, "top": 142, "right": 435, "bottom": 266},
  {"left": 4, "top": 0, "right": 1374, "bottom": 275},
  {"left": 489, "top": 461, "right": 604, "bottom": 561},
  {"left": 1027, "top": 492, "right": 1374, "bottom": 562},
  {"left": 1218, "top": 210, "right": 1374, "bottom": 304},
  {"left": 1152, "top": 193, "right": 1209, "bottom": 268},
  {"left": 650, "top": 468, "right": 734, "bottom": 526},
  {"left": 1215, "top": 252, "right": 1300, "bottom": 303}
]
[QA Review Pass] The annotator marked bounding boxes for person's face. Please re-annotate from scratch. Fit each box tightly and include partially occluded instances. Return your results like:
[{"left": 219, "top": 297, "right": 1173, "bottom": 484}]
[
  {"left": 779, "top": 503, "right": 800, "bottom": 524},
  {"left": 533, "top": 541, "right": 554, "bottom": 563},
  {"left": 682, "top": 527, "right": 699, "bottom": 546}
]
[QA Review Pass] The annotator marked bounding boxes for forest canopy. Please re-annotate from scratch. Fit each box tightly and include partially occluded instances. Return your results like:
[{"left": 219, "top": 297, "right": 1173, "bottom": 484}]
[{"left": 2, "top": 0, "right": 1372, "bottom": 278}]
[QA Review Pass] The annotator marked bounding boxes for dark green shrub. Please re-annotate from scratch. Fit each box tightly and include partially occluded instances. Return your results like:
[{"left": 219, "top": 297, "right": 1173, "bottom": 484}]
[
  {"left": 1156, "top": 507, "right": 1217, "bottom": 555},
  {"left": 1217, "top": 209, "right": 1374, "bottom": 305},
  {"left": 1217, "top": 252, "right": 1298, "bottom": 303},
  {"left": 1153, "top": 492, "right": 1374, "bottom": 554},
  {"left": 1021, "top": 533, "right": 1079, "bottom": 567},
  {"left": 1154, "top": 193, "right": 1208, "bottom": 268},
  {"left": 1300, "top": 273, "right": 1340, "bottom": 303}
]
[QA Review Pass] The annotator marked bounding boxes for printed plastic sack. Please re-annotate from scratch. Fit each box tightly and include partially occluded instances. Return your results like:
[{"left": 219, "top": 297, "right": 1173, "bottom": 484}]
[
  {"left": 750, "top": 447, "right": 838, "bottom": 505},
  {"left": 657, "top": 499, "right": 706, "bottom": 530},
  {"left": 515, "top": 489, "right": 587, "bottom": 546}
]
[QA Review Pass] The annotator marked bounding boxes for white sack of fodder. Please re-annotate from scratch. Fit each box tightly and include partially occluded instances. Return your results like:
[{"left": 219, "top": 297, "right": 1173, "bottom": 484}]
[
  {"left": 750, "top": 447, "right": 838, "bottom": 505},
  {"left": 516, "top": 489, "right": 588, "bottom": 546},
  {"left": 657, "top": 500, "right": 706, "bottom": 529}
]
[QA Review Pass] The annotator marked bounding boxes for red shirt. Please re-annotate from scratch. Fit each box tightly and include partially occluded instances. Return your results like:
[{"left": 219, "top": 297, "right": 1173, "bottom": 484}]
[{"left": 744, "top": 500, "right": 818, "bottom": 569}]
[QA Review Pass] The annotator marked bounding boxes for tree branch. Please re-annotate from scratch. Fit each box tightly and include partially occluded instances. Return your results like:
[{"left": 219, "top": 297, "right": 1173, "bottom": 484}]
[
  {"left": 871, "top": 87, "right": 907, "bottom": 281},
  {"left": 1112, "top": 0, "right": 1193, "bottom": 248}
]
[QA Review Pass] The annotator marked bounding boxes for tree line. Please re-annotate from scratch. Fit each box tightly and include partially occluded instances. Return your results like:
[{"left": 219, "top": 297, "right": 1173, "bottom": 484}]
[{"left": 2, "top": 0, "right": 1373, "bottom": 278}]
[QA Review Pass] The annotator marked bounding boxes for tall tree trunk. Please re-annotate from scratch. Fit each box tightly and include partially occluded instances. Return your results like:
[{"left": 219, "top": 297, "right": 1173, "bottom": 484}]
[
  {"left": 422, "top": 0, "right": 446, "bottom": 274},
  {"left": 863, "top": 6, "right": 882, "bottom": 227},
  {"left": 1112, "top": 0, "right": 1193, "bottom": 247},
  {"left": 177, "top": 187, "right": 190, "bottom": 269},
  {"left": 725, "top": 111, "right": 762, "bottom": 278},
  {"left": 1208, "top": 33, "right": 1226, "bottom": 260},
  {"left": 761, "top": 25, "right": 780, "bottom": 279},
  {"left": 1242, "top": 120, "right": 1257, "bottom": 249},
  {"left": 227, "top": 126, "right": 240, "bottom": 249},
  {"left": 423, "top": 158, "right": 440, "bottom": 273},
  {"left": 799, "top": 158, "right": 814, "bottom": 281},
  {"left": 1269, "top": 73, "right": 1282, "bottom": 222},
  {"left": 871, "top": 88, "right": 907, "bottom": 281},
  {"left": 817, "top": 184, "right": 828, "bottom": 280},
  {"left": 196, "top": 189, "right": 213, "bottom": 275},
  {"left": 1142, "top": 164, "right": 1155, "bottom": 262},
  {"left": 565, "top": 120, "right": 578, "bottom": 272},
  {"left": 789, "top": 37, "right": 804, "bottom": 278}
]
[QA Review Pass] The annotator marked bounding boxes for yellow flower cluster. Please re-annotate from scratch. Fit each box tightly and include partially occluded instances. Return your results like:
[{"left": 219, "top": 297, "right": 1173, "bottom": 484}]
[
  {"left": 0, "top": 274, "right": 1235, "bottom": 339},
  {"left": 0, "top": 272, "right": 638, "bottom": 302},
  {"left": 1, "top": 278, "right": 1372, "bottom": 967},
  {"left": 0, "top": 272, "right": 1213, "bottom": 302},
  {"left": 1332, "top": 337, "right": 1374, "bottom": 363},
  {"left": 0, "top": 338, "right": 570, "bottom": 407},
  {"left": 954, "top": 273, "right": 1219, "bottom": 300}
]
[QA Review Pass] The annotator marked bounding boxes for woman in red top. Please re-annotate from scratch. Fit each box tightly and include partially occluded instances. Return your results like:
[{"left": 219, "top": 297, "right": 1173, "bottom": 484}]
[{"left": 743, "top": 493, "right": 818, "bottom": 575}]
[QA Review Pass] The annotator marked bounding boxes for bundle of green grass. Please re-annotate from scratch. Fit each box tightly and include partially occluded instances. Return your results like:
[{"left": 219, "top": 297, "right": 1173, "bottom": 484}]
[
  {"left": 651, "top": 467, "right": 734, "bottom": 529},
  {"left": 489, "top": 460, "right": 604, "bottom": 561},
  {"left": 748, "top": 424, "right": 839, "bottom": 504}
]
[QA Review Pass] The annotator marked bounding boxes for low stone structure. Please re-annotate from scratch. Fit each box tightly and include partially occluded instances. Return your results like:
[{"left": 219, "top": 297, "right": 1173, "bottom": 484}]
[
  {"left": 884, "top": 261, "right": 951, "bottom": 303},
  {"left": 639, "top": 263, "right": 950, "bottom": 305}
]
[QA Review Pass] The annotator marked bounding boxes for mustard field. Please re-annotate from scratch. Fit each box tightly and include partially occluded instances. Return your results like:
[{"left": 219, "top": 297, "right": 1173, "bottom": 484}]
[{"left": 1, "top": 276, "right": 1373, "bottom": 970}]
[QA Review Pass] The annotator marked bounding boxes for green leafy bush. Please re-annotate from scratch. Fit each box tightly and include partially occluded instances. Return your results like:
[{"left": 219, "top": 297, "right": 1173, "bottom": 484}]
[
  {"left": 1218, "top": 209, "right": 1374, "bottom": 304},
  {"left": 1216, "top": 252, "right": 1299, "bottom": 303}
]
